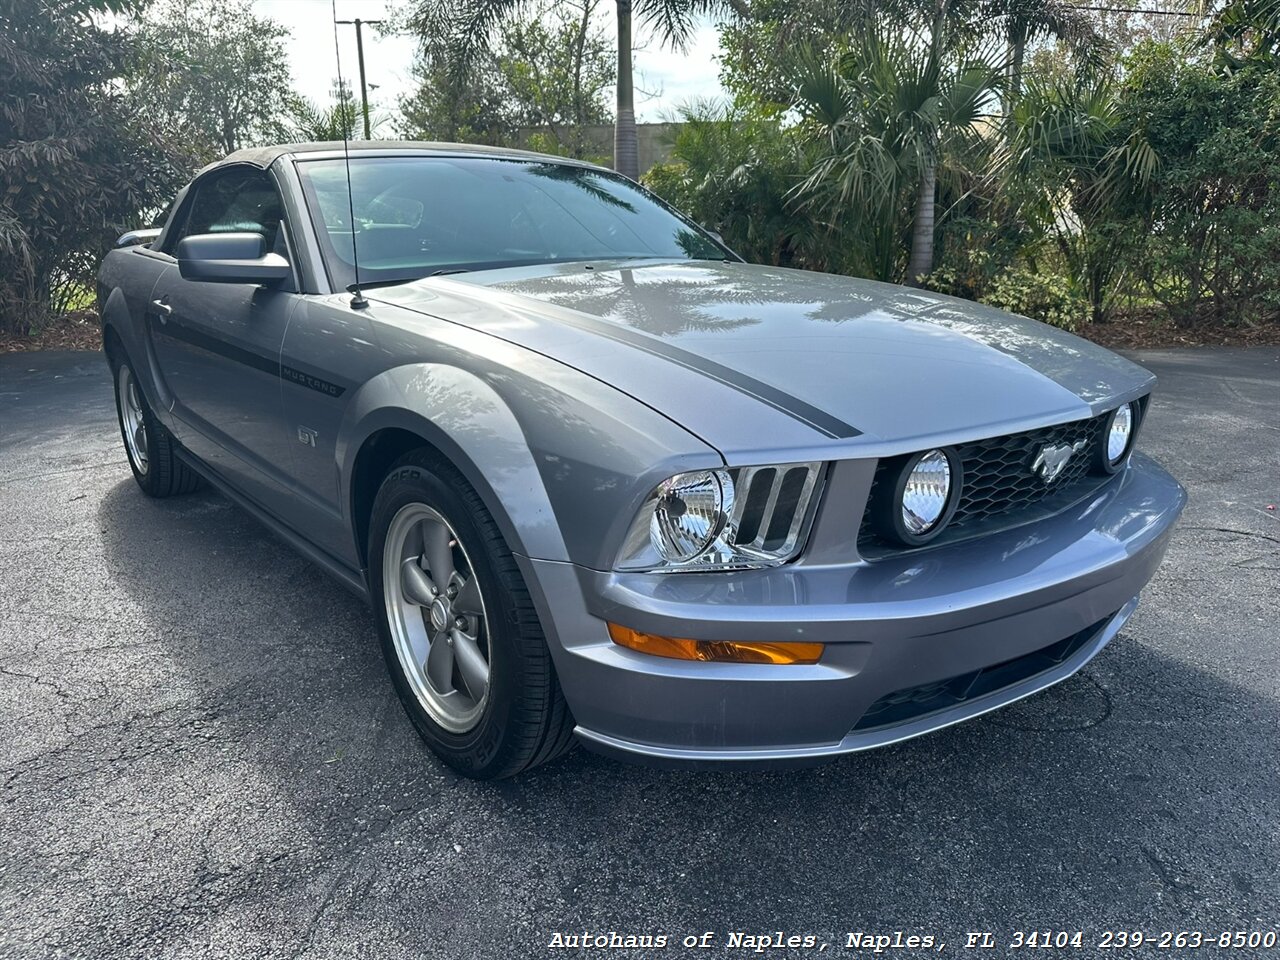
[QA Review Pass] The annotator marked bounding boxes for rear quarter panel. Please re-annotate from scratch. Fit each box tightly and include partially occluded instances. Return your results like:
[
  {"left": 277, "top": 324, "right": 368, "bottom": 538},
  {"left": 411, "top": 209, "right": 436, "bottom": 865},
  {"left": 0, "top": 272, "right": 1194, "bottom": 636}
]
[{"left": 98, "top": 245, "right": 179, "bottom": 424}]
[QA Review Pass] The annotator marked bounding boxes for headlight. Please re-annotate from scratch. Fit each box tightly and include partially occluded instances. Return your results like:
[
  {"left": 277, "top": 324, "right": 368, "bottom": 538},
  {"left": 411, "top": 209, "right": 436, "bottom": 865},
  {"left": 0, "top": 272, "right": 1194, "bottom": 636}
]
[
  {"left": 617, "top": 463, "right": 825, "bottom": 572},
  {"left": 651, "top": 469, "right": 732, "bottom": 562},
  {"left": 871, "top": 448, "right": 961, "bottom": 547},
  {"left": 1105, "top": 402, "right": 1134, "bottom": 467}
]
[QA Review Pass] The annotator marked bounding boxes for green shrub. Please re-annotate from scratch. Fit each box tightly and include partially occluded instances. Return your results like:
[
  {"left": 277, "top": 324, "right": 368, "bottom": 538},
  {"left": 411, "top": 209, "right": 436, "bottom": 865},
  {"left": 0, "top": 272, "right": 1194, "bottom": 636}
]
[
  {"left": 927, "top": 215, "right": 1031, "bottom": 303},
  {"left": 1121, "top": 42, "right": 1280, "bottom": 326},
  {"left": 1, "top": 0, "right": 195, "bottom": 334},
  {"left": 641, "top": 104, "right": 827, "bottom": 270},
  {"left": 978, "top": 266, "right": 1090, "bottom": 331},
  {"left": 522, "top": 131, "right": 610, "bottom": 167}
]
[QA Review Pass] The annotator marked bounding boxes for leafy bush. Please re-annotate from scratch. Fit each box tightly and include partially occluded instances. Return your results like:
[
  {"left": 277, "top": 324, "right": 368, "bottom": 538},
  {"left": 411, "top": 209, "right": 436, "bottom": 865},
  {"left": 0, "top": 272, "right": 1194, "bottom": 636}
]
[
  {"left": 980, "top": 265, "right": 1090, "bottom": 331},
  {"left": 1122, "top": 42, "right": 1280, "bottom": 326},
  {"left": 1, "top": 0, "right": 196, "bottom": 334},
  {"left": 928, "top": 213, "right": 1030, "bottom": 303},
  {"left": 642, "top": 104, "right": 825, "bottom": 269},
  {"left": 522, "top": 131, "right": 610, "bottom": 167}
]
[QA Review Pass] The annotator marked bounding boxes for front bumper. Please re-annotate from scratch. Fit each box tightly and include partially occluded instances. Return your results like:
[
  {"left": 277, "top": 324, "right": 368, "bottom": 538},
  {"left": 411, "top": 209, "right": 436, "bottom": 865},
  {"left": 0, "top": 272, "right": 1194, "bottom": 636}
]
[{"left": 519, "top": 452, "right": 1186, "bottom": 768}]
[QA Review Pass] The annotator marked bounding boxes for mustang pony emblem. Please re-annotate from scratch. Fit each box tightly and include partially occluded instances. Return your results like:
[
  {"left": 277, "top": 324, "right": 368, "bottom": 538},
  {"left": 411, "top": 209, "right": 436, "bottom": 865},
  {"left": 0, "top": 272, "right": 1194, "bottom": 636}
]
[{"left": 1032, "top": 440, "right": 1088, "bottom": 483}]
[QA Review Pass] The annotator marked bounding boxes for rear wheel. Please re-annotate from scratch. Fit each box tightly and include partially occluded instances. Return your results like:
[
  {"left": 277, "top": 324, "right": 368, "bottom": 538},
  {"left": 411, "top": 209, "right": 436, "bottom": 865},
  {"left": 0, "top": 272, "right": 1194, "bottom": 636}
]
[
  {"left": 111, "top": 355, "right": 200, "bottom": 498},
  {"left": 369, "top": 450, "right": 575, "bottom": 779}
]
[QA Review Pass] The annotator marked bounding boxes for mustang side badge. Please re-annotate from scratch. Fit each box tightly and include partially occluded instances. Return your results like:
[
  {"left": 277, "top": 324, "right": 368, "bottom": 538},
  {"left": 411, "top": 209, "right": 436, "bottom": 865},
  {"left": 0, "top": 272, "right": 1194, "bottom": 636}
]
[{"left": 1032, "top": 440, "right": 1087, "bottom": 483}]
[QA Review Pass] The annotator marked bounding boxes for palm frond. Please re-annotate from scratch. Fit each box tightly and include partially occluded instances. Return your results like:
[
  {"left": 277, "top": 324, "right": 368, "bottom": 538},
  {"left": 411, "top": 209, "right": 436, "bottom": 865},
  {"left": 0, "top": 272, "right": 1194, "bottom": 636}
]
[
  {"left": 636, "top": 0, "right": 741, "bottom": 50},
  {"left": 791, "top": 48, "right": 850, "bottom": 131}
]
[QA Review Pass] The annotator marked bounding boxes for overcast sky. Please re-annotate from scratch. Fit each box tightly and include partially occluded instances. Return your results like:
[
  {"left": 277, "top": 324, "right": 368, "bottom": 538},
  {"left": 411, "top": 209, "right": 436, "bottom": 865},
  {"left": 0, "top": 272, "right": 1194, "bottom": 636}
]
[{"left": 253, "top": 0, "right": 726, "bottom": 127}]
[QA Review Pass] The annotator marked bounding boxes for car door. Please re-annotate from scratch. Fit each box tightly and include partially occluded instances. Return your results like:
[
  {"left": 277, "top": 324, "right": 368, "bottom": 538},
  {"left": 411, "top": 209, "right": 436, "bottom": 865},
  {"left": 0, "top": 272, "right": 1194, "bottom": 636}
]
[{"left": 147, "top": 165, "right": 299, "bottom": 510}]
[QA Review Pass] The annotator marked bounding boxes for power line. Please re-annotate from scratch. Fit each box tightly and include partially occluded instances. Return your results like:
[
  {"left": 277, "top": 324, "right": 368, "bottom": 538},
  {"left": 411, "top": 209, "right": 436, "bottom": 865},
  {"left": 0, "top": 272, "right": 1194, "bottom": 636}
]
[{"left": 1065, "top": 4, "right": 1203, "bottom": 15}]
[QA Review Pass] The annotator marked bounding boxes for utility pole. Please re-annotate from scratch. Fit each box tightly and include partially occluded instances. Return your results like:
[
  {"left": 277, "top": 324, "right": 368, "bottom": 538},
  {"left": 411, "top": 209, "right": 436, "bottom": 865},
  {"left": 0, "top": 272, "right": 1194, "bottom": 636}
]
[{"left": 335, "top": 18, "right": 383, "bottom": 140}]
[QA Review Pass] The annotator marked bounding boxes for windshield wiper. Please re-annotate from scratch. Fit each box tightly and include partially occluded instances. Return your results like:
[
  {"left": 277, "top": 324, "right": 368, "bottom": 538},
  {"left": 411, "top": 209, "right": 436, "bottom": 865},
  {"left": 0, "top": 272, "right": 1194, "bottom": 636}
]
[
  {"left": 347, "top": 277, "right": 432, "bottom": 294},
  {"left": 342, "top": 269, "right": 470, "bottom": 294}
]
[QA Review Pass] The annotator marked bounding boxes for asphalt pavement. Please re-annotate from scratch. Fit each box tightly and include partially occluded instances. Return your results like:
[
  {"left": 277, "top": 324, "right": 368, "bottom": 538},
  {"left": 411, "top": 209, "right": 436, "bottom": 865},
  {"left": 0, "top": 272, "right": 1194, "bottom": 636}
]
[{"left": 1, "top": 347, "right": 1277, "bottom": 959}]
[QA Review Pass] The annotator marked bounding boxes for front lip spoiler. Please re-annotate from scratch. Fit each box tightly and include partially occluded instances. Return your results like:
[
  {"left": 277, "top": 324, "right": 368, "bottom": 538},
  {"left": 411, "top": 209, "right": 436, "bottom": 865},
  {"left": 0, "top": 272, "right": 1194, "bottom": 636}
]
[{"left": 573, "top": 596, "right": 1137, "bottom": 770}]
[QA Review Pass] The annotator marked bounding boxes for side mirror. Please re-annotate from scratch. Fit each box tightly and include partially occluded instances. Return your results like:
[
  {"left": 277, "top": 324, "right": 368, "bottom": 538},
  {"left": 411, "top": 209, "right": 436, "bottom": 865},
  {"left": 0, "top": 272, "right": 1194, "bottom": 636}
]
[
  {"left": 116, "top": 227, "right": 162, "bottom": 249},
  {"left": 176, "top": 232, "right": 291, "bottom": 284}
]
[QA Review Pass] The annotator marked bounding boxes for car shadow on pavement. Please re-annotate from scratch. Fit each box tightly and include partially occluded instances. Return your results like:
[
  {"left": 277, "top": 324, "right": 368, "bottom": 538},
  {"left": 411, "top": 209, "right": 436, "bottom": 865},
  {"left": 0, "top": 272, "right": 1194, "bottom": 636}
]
[{"left": 10, "top": 473, "right": 1271, "bottom": 953}]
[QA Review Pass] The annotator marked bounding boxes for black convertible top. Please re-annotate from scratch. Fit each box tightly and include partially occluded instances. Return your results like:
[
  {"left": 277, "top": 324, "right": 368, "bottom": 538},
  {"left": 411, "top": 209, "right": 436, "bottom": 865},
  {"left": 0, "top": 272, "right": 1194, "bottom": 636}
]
[{"left": 199, "top": 141, "right": 600, "bottom": 177}]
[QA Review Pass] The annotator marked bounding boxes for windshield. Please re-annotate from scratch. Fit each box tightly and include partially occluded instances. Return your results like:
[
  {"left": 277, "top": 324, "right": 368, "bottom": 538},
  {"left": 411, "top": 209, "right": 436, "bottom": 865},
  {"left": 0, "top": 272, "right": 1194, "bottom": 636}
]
[{"left": 295, "top": 155, "right": 729, "bottom": 288}]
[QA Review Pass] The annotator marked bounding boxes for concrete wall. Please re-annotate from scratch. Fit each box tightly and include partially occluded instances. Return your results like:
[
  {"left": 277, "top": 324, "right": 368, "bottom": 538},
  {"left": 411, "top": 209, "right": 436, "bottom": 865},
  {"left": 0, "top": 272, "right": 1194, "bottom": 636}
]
[{"left": 514, "top": 123, "right": 683, "bottom": 175}]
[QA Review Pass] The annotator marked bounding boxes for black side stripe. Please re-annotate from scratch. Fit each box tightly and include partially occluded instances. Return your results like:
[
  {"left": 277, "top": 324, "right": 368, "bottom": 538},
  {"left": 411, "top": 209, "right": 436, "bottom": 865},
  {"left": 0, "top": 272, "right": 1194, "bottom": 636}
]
[
  {"left": 154, "top": 306, "right": 861, "bottom": 438},
  {"left": 279, "top": 364, "right": 345, "bottom": 398},
  {"left": 526, "top": 309, "right": 862, "bottom": 440},
  {"left": 152, "top": 318, "right": 348, "bottom": 398}
]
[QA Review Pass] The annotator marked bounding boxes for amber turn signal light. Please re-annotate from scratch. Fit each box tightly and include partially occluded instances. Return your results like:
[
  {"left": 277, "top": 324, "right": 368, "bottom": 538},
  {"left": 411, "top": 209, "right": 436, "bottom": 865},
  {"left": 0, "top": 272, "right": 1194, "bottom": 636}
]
[{"left": 607, "top": 623, "right": 823, "bottom": 665}]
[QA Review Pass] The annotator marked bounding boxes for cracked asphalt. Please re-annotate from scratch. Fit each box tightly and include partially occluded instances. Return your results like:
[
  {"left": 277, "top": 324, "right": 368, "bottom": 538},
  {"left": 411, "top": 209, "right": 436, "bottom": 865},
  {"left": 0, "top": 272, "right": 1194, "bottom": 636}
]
[{"left": 1, "top": 347, "right": 1277, "bottom": 959}]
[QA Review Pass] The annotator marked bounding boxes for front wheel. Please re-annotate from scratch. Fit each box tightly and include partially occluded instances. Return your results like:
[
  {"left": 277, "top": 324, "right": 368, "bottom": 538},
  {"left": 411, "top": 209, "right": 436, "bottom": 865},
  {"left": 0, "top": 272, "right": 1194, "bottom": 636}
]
[
  {"left": 111, "top": 356, "right": 200, "bottom": 498},
  {"left": 368, "top": 451, "right": 575, "bottom": 779}
]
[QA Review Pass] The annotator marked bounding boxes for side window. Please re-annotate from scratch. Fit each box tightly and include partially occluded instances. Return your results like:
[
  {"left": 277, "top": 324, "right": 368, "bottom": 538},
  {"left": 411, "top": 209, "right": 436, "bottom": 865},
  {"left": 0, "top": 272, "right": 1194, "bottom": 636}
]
[{"left": 170, "top": 168, "right": 285, "bottom": 254}]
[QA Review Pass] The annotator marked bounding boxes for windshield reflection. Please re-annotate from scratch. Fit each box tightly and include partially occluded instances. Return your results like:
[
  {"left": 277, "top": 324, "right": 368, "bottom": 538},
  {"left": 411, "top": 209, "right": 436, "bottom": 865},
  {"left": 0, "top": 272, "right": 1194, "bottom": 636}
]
[{"left": 295, "top": 156, "right": 729, "bottom": 290}]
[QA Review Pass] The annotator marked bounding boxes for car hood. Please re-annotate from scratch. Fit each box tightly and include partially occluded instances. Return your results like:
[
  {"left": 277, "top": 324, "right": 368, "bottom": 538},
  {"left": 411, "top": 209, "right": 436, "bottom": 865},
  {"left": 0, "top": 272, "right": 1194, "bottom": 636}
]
[{"left": 372, "top": 259, "right": 1155, "bottom": 455}]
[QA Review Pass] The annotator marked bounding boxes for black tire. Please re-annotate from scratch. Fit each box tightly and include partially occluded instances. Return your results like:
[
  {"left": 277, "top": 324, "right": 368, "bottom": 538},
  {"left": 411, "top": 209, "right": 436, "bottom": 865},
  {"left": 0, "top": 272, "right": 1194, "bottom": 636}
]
[
  {"left": 110, "top": 351, "right": 201, "bottom": 498},
  {"left": 368, "top": 449, "right": 575, "bottom": 779}
]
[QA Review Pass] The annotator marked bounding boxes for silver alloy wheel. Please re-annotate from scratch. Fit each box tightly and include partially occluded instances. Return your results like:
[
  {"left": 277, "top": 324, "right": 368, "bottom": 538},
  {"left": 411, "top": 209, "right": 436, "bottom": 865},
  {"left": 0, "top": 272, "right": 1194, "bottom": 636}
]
[
  {"left": 383, "top": 502, "right": 491, "bottom": 733},
  {"left": 117, "top": 364, "right": 149, "bottom": 476}
]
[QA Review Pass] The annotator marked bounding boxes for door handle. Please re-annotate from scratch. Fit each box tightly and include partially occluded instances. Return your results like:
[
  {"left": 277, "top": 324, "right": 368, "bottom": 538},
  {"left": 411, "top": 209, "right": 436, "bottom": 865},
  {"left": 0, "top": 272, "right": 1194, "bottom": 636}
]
[{"left": 150, "top": 299, "right": 172, "bottom": 322}]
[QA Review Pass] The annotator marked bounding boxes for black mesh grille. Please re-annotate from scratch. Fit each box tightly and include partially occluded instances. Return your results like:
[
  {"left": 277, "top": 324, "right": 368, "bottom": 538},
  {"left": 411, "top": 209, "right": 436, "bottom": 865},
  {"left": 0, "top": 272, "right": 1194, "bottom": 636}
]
[
  {"left": 858, "top": 401, "right": 1146, "bottom": 556},
  {"left": 851, "top": 614, "right": 1114, "bottom": 732},
  {"left": 951, "top": 413, "right": 1108, "bottom": 527}
]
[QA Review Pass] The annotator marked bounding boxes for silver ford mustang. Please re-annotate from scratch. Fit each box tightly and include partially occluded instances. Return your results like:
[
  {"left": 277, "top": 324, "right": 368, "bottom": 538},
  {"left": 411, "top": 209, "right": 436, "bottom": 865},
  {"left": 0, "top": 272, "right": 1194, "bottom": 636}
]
[{"left": 97, "top": 142, "right": 1187, "bottom": 778}]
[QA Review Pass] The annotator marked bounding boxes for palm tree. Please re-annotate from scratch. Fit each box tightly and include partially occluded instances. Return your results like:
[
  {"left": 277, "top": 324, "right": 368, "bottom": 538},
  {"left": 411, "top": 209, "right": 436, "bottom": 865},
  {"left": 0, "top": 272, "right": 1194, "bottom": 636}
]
[
  {"left": 792, "top": 17, "right": 1001, "bottom": 283},
  {"left": 405, "top": 0, "right": 742, "bottom": 179},
  {"left": 286, "top": 96, "right": 358, "bottom": 142},
  {"left": 973, "top": 0, "right": 1102, "bottom": 104},
  {"left": 285, "top": 81, "right": 390, "bottom": 142}
]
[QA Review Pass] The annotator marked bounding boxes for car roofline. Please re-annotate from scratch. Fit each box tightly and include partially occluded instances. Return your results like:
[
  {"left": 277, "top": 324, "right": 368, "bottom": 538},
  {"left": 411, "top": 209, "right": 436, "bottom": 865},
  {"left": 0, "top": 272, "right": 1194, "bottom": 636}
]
[{"left": 197, "top": 141, "right": 614, "bottom": 178}]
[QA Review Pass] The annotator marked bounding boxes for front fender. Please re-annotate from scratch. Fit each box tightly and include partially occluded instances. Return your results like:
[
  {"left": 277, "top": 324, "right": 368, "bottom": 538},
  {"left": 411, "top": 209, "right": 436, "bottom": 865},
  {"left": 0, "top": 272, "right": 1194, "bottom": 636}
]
[
  {"left": 338, "top": 363, "right": 569, "bottom": 563},
  {"left": 337, "top": 356, "right": 722, "bottom": 571}
]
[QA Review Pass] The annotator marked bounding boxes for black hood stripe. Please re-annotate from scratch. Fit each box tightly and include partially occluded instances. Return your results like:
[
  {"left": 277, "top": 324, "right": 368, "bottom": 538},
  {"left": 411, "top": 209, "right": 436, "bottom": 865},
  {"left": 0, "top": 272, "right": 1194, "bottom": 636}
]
[{"left": 527, "top": 308, "right": 862, "bottom": 440}]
